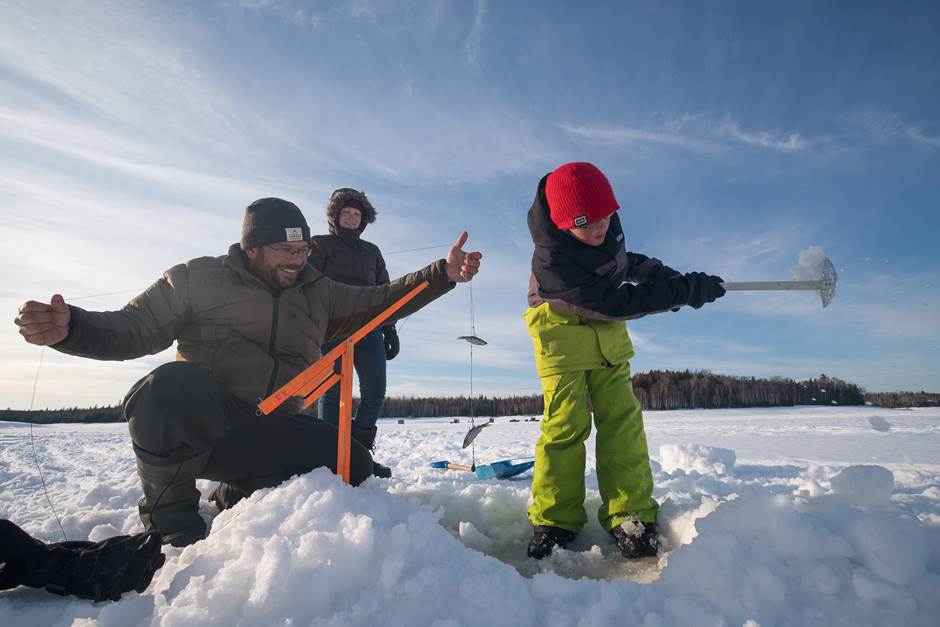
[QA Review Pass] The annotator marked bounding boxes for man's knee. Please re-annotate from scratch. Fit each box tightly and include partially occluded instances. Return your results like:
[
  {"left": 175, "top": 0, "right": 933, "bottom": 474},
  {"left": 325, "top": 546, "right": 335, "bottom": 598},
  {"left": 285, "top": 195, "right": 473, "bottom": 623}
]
[
  {"left": 124, "top": 362, "right": 228, "bottom": 462},
  {"left": 124, "top": 362, "right": 215, "bottom": 414}
]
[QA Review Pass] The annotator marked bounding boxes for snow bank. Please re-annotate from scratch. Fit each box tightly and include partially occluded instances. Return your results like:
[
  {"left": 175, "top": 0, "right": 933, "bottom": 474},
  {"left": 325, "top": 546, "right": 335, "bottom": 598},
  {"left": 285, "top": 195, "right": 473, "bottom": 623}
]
[
  {"left": 658, "top": 444, "right": 736, "bottom": 475},
  {"left": 149, "top": 470, "right": 537, "bottom": 626},
  {"left": 830, "top": 464, "right": 895, "bottom": 507}
]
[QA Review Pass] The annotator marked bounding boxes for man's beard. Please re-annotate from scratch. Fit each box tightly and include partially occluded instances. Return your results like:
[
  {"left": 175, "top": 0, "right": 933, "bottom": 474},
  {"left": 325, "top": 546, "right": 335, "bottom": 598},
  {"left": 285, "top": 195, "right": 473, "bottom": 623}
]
[{"left": 247, "top": 250, "right": 305, "bottom": 290}]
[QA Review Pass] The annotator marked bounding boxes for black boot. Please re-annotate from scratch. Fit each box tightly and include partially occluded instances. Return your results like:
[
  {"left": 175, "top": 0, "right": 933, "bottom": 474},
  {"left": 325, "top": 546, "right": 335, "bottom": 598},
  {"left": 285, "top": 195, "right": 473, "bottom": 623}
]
[
  {"left": 610, "top": 521, "right": 660, "bottom": 558},
  {"left": 0, "top": 520, "right": 165, "bottom": 602},
  {"left": 136, "top": 453, "right": 209, "bottom": 548},
  {"left": 350, "top": 424, "right": 392, "bottom": 479},
  {"left": 526, "top": 525, "right": 577, "bottom": 560},
  {"left": 208, "top": 471, "right": 300, "bottom": 512},
  {"left": 208, "top": 481, "right": 250, "bottom": 512}
]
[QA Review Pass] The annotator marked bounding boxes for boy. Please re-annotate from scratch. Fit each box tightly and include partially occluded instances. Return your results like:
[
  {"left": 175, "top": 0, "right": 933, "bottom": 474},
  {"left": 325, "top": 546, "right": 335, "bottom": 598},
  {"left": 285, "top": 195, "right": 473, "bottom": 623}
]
[{"left": 524, "top": 162, "right": 724, "bottom": 559}]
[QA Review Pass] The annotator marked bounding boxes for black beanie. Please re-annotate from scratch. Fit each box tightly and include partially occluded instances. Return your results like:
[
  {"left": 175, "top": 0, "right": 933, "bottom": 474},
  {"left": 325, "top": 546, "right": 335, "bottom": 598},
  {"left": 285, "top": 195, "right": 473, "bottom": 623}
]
[{"left": 240, "top": 198, "right": 310, "bottom": 249}]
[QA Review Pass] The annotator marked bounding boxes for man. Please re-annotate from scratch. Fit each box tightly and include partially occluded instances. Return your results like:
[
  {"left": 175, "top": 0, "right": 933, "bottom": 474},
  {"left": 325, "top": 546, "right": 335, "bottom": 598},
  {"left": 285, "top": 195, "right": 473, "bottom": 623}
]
[{"left": 14, "top": 197, "right": 482, "bottom": 547}]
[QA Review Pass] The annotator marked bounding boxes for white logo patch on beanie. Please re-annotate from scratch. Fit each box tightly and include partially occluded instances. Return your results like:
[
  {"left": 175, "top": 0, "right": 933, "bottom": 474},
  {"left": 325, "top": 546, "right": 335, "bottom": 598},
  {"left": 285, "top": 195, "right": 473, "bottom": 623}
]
[
  {"left": 285, "top": 227, "right": 304, "bottom": 242},
  {"left": 573, "top": 215, "right": 588, "bottom": 227}
]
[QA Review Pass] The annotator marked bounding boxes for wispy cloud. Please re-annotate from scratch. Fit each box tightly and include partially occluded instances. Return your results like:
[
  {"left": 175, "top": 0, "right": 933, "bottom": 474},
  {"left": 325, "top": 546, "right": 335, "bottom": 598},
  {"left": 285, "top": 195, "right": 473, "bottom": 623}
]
[
  {"left": 561, "top": 116, "right": 827, "bottom": 157},
  {"left": 717, "top": 121, "right": 810, "bottom": 152},
  {"left": 464, "top": 0, "right": 487, "bottom": 71},
  {"left": 846, "top": 109, "right": 940, "bottom": 151},
  {"left": 560, "top": 123, "right": 718, "bottom": 153},
  {"left": 906, "top": 127, "right": 940, "bottom": 148}
]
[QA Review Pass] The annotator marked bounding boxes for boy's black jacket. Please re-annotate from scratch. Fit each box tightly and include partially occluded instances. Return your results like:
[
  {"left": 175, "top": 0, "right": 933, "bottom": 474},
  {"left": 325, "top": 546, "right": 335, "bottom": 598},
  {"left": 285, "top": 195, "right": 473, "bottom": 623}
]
[{"left": 527, "top": 174, "right": 693, "bottom": 320}]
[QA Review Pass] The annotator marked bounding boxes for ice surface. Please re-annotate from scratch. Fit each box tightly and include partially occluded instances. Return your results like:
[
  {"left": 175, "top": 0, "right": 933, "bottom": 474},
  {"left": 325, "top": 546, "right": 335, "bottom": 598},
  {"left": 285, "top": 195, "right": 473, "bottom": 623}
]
[{"left": 2, "top": 406, "right": 939, "bottom": 626}]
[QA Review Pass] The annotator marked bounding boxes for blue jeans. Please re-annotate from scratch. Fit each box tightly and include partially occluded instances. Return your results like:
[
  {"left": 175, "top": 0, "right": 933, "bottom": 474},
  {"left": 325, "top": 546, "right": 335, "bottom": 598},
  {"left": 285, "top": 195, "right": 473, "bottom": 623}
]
[{"left": 317, "top": 328, "right": 387, "bottom": 429}]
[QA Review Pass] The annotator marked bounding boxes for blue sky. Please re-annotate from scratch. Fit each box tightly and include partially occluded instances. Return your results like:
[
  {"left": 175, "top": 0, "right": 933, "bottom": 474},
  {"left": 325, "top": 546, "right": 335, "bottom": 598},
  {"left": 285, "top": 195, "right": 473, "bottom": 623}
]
[{"left": 1, "top": 0, "right": 938, "bottom": 410}]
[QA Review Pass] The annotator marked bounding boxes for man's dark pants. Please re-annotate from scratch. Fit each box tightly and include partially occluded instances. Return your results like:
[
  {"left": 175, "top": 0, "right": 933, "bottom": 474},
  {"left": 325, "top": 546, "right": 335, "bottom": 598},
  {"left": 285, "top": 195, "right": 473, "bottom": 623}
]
[{"left": 123, "top": 362, "right": 373, "bottom": 541}]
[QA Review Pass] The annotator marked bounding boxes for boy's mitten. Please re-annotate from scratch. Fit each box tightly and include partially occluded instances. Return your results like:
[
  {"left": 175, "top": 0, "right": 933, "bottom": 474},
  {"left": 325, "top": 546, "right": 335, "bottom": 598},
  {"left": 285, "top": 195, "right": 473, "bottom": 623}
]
[
  {"left": 684, "top": 272, "right": 726, "bottom": 309},
  {"left": 0, "top": 519, "right": 165, "bottom": 602}
]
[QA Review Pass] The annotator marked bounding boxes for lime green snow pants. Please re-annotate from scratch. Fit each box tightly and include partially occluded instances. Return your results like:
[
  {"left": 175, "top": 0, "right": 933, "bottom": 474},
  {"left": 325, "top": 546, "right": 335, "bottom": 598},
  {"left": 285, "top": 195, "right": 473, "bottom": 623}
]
[{"left": 528, "top": 361, "right": 658, "bottom": 533}]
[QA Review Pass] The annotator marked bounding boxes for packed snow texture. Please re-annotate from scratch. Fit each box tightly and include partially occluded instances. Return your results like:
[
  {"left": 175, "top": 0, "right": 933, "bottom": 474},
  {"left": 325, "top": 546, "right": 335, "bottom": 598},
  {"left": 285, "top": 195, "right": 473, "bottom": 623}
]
[
  {"left": 790, "top": 245, "right": 828, "bottom": 281},
  {"left": 659, "top": 443, "right": 736, "bottom": 475},
  {"left": 2, "top": 406, "right": 939, "bottom": 626}
]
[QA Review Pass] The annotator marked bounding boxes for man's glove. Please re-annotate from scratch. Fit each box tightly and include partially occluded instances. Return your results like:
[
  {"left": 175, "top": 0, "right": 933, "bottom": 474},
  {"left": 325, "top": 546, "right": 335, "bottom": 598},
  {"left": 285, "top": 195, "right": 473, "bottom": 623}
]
[
  {"left": 383, "top": 326, "right": 400, "bottom": 361},
  {"left": 0, "top": 519, "right": 165, "bottom": 602},
  {"left": 684, "top": 272, "right": 726, "bottom": 309}
]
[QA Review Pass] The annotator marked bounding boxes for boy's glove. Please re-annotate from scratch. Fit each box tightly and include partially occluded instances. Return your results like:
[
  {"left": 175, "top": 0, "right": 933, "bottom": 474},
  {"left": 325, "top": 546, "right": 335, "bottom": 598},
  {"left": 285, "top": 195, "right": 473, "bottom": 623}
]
[
  {"left": 0, "top": 519, "right": 165, "bottom": 602},
  {"left": 684, "top": 272, "right": 726, "bottom": 309},
  {"left": 383, "top": 327, "right": 400, "bottom": 361}
]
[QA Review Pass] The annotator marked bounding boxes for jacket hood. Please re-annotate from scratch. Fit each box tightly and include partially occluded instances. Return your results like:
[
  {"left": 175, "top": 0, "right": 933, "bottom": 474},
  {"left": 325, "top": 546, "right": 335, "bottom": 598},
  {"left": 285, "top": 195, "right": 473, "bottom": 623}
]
[
  {"left": 527, "top": 175, "right": 693, "bottom": 320},
  {"left": 527, "top": 174, "right": 625, "bottom": 262},
  {"left": 326, "top": 188, "right": 377, "bottom": 236}
]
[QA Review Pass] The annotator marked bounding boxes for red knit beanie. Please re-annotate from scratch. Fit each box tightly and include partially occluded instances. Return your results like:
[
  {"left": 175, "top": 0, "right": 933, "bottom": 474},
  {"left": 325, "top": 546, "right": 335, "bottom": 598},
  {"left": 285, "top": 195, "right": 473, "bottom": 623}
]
[{"left": 545, "top": 162, "right": 619, "bottom": 230}]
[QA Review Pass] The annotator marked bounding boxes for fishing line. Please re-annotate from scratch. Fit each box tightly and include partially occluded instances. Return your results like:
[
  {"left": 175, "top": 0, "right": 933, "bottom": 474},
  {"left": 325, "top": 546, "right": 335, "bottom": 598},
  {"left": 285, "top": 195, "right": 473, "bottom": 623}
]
[
  {"left": 313, "top": 243, "right": 445, "bottom": 338},
  {"left": 395, "top": 314, "right": 412, "bottom": 334},
  {"left": 469, "top": 283, "right": 477, "bottom": 467},
  {"left": 25, "top": 287, "right": 142, "bottom": 542},
  {"left": 67, "top": 288, "right": 142, "bottom": 301},
  {"left": 27, "top": 346, "right": 68, "bottom": 541},
  {"left": 382, "top": 243, "right": 449, "bottom": 256}
]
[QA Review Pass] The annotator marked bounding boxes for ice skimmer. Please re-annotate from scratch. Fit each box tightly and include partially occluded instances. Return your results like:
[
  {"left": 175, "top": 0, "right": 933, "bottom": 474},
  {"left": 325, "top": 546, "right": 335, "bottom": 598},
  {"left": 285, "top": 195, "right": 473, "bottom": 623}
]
[{"left": 430, "top": 457, "right": 536, "bottom": 480}]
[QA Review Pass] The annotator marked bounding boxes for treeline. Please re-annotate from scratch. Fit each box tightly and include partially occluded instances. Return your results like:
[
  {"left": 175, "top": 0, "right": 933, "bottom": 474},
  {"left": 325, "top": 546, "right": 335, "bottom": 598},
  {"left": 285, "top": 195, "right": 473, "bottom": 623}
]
[
  {"left": 862, "top": 391, "right": 940, "bottom": 408},
  {"left": 0, "top": 371, "right": 912, "bottom": 424},
  {"left": 380, "top": 395, "right": 543, "bottom": 418},
  {"left": 380, "top": 371, "right": 866, "bottom": 416},
  {"left": 0, "top": 405, "right": 124, "bottom": 424},
  {"left": 631, "top": 371, "right": 865, "bottom": 410}
]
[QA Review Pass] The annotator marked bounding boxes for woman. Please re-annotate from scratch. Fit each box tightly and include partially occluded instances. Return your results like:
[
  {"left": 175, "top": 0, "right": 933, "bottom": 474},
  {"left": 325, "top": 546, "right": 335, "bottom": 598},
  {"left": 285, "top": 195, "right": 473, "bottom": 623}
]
[{"left": 309, "top": 188, "right": 399, "bottom": 478}]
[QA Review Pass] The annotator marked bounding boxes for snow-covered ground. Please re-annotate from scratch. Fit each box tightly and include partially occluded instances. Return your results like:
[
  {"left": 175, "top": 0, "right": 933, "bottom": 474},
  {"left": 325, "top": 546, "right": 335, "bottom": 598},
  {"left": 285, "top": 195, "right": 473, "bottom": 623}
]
[{"left": 2, "top": 406, "right": 939, "bottom": 626}]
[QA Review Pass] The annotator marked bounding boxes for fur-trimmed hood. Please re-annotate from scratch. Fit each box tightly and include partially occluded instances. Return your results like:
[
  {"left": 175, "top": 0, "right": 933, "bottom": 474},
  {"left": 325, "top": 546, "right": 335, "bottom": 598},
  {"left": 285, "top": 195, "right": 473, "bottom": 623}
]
[{"left": 326, "top": 188, "right": 377, "bottom": 235}]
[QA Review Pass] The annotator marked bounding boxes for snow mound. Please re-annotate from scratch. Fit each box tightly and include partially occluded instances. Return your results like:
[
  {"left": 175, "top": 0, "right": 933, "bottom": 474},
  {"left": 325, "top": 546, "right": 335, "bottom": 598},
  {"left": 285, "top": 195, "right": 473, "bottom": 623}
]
[
  {"left": 845, "top": 513, "right": 929, "bottom": 586},
  {"left": 659, "top": 444, "right": 736, "bottom": 475},
  {"left": 830, "top": 465, "right": 895, "bottom": 508},
  {"left": 868, "top": 415, "right": 892, "bottom": 432},
  {"left": 151, "top": 469, "right": 537, "bottom": 626}
]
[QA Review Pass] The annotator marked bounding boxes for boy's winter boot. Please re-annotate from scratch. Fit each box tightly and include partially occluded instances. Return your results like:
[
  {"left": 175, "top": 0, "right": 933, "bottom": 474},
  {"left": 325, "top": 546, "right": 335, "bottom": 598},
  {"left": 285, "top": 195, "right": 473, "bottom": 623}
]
[
  {"left": 526, "top": 525, "right": 577, "bottom": 560},
  {"left": 351, "top": 424, "right": 392, "bottom": 479},
  {"left": 610, "top": 521, "right": 660, "bottom": 558},
  {"left": 136, "top": 453, "right": 209, "bottom": 548}
]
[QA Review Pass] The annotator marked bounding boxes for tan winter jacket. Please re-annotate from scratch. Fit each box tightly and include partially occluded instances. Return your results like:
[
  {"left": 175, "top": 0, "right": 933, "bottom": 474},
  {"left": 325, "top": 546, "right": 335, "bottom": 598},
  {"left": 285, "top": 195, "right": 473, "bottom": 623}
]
[{"left": 54, "top": 244, "right": 454, "bottom": 412}]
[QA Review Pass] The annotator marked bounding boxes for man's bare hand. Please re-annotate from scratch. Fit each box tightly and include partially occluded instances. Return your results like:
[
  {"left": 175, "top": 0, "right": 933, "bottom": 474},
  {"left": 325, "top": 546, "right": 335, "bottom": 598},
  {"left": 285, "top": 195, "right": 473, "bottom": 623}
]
[
  {"left": 445, "top": 231, "right": 482, "bottom": 283},
  {"left": 14, "top": 294, "right": 70, "bottom": 346}
]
